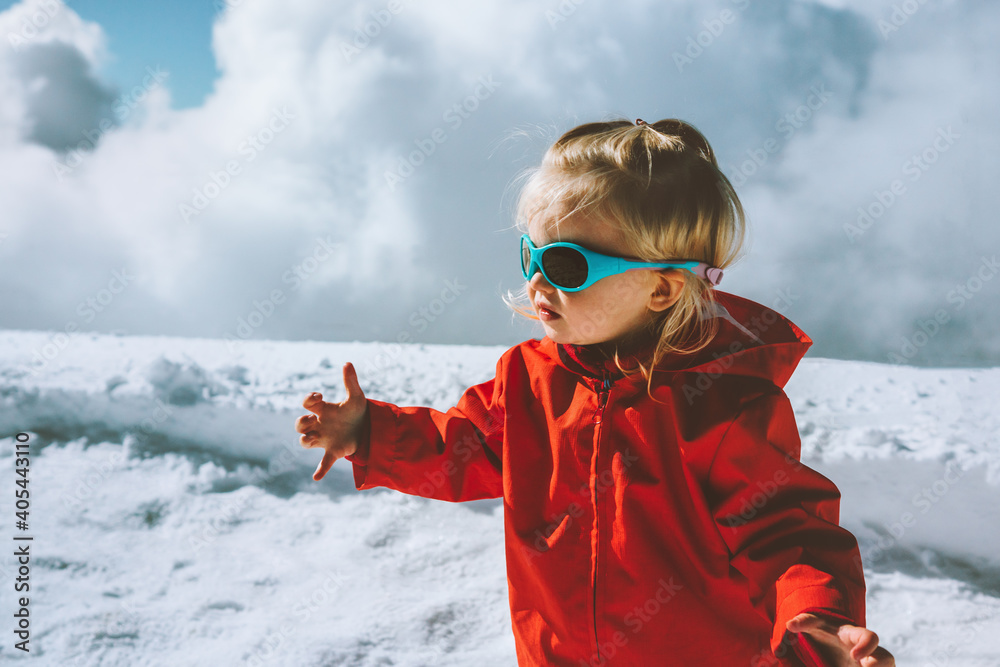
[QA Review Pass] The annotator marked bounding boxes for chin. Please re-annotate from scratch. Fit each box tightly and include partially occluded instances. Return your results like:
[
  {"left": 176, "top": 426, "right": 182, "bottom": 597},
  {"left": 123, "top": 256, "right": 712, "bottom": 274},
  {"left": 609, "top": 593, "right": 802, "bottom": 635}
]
[
  {"left": 543, "top": 328, "right": 573, "bottom": 344},
  {"left": 545, "top": 330, "right": 589, "bottom": 346}
]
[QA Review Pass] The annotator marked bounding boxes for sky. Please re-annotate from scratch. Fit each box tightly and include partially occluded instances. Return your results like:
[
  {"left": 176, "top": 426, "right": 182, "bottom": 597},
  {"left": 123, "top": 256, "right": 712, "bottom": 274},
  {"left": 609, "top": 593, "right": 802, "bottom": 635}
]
[
  {"left": 0, "top": 0, "right": 997, "bottom": 367},
  {"left": 0, "top": 0, "right": 218, "bottom": 107}
]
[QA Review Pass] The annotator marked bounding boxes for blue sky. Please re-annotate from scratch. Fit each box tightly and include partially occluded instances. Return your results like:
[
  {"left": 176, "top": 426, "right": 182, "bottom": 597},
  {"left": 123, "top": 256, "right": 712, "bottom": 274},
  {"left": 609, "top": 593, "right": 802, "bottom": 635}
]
[{"left": 1, "top": 0, "right": 216, "bottom": 107}]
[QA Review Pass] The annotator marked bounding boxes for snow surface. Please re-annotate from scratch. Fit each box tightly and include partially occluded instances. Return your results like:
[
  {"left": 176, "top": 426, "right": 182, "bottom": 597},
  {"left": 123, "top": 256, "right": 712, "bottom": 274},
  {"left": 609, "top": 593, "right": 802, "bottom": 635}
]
[{"left": 0, "top": 329, "right": 998, "bottom": 666}]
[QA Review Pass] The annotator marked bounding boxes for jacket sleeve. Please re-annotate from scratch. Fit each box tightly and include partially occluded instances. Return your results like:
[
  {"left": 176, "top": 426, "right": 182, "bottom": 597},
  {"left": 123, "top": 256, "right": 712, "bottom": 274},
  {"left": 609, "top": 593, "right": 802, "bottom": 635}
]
[
  {"left": 706, "top": 389, "right": 867, "bottom": 661},
  {"left": 343, "top": 354, "right": 506, "bottom": 502}
]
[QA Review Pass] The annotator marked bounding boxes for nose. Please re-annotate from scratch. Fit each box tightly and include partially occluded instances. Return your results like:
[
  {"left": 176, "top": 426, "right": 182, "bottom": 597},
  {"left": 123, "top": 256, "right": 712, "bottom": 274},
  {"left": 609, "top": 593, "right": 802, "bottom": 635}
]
[{"left": 528, "top": 268, "right": 555, "bottom": 293}]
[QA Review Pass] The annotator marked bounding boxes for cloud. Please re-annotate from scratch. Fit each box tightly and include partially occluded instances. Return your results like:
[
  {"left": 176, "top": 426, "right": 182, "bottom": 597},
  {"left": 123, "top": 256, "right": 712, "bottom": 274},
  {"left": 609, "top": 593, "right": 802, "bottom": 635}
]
[
  {"left": 0, "top": 0, "right": 995, "bottom": 367},
  {"left": 726, "top": 0, "right": 1000, "bottom": 365},
  {"left": 13, "top": 40, "right": 118, "bottom": 151}
]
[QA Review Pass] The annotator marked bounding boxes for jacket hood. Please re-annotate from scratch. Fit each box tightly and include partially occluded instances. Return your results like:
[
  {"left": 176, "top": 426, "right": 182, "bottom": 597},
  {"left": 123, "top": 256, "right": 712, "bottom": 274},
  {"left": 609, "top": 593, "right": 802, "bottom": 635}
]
[{"left": 541, "top": 290, "right": 812, "bottom": 390}]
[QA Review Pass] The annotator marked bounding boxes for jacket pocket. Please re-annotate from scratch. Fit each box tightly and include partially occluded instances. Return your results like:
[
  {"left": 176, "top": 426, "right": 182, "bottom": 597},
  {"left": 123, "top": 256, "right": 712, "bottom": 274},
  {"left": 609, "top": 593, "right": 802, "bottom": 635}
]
[{"left": 531, "top": 511, "right": 575, "bottom": 553}]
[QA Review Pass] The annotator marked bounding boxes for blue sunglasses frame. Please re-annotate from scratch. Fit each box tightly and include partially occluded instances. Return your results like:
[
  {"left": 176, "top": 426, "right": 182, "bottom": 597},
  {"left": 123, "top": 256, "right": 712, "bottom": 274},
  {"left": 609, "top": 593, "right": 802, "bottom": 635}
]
[{"left": 520, "top": 234, "right": 722, "bottom": 291}]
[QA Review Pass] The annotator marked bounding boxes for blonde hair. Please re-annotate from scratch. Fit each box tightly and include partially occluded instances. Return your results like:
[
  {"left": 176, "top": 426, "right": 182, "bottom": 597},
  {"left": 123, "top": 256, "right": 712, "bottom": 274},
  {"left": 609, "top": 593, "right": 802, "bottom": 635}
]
[{"left": 503, "top": 118, "right": 748, "bottom": 398}]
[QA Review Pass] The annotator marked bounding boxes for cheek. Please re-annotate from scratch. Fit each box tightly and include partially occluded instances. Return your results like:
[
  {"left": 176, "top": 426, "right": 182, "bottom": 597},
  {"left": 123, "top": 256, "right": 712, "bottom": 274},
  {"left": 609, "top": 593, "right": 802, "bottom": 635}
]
[
  {"left": 578, "top": 283, "right": 630, "bottom": 321},
  {"left": 598, "top": 276, "right": 645, "bottom": 308},
  {"left": 602, "top": 286, "right": 653, "bottom": 327},
  {"left": 617, "top": 270, "right": 654, "bottom": 294}
]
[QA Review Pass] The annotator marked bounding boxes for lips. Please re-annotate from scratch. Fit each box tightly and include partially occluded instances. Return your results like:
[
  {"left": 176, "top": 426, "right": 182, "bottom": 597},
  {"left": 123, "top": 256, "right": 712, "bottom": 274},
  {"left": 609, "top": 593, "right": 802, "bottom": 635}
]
[{"left": 536, "top": 301, "right": 560, "bottom": 320}]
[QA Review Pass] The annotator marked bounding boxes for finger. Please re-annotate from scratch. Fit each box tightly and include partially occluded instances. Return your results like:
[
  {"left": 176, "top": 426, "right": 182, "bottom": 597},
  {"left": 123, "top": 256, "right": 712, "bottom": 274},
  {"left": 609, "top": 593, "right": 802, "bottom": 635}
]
[
  {"left": 299, "top": 431, "right": 319, "bottom": 448},
  {"left": 313, "top": 448, "right": 338, "bottom": 481},
  {"left": 786, "top": 613, "right": 826, "bottom": 635},
  {"left": 295, "top": 414, "right": 318, "bottom": 434},
  {"left": 860, "top": 647, "right": 895, "bottom": 667},
  {"left": 343, "top": 362, "right": 364, "bottom": 403},
  {"left": 846, "top": 628, "right": 880, "bottom": 661},
  {"left": 303, "top": 392, "right": 325, "bottom": 415}
]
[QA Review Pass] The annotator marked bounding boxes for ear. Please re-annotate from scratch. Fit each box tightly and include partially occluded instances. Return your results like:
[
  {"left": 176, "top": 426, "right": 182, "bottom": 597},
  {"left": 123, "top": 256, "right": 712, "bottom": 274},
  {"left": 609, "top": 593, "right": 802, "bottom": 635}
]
[{"left": 647, "top": 270, "right": 686, "bottom": 312}]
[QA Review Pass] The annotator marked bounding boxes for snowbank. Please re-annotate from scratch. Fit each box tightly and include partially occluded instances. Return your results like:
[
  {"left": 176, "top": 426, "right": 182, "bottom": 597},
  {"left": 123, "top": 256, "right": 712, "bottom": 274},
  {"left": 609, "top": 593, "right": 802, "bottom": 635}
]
[{"left": 0, "top": 329, "right": 997, "bottom": 665}]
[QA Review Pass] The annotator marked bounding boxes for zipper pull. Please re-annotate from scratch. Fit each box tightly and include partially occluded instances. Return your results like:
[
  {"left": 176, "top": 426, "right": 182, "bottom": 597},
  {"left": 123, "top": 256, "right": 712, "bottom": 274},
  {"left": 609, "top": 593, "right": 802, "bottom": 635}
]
[{"left": 593, "top": 369, "right": 612, "bottom": 424}]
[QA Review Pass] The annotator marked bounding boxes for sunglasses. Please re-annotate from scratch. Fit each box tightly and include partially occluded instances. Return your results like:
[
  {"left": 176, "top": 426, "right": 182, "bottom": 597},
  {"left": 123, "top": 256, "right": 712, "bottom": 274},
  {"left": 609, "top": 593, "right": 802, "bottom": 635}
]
[{"left": 520, "top": 234, "right": 723, "bottom": 291}]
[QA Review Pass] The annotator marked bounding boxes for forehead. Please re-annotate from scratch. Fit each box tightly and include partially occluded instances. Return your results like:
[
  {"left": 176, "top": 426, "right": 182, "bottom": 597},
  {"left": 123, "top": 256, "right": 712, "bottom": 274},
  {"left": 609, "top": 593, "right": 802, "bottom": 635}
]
[{"left": 527, "top": 208, "right": 628, "bottom": 256}]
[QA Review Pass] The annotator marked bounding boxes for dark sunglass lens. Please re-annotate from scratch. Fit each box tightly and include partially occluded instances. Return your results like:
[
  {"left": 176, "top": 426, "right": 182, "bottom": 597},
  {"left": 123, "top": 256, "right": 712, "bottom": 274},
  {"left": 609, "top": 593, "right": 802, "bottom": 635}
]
[
  {"left": 521, "top": 242, "right": 532, "bottom": 276},
  {"left": 543, "top": 247, "right": 588, "bottom": 288}
]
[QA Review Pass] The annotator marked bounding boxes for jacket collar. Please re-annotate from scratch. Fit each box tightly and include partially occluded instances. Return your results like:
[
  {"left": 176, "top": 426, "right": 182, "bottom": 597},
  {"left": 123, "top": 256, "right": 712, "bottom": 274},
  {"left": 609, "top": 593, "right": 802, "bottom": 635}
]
[
  {"left": 543, "top": 290, "right": 812, "bottom": 390},
  {"left": 557, "top": 329, "right": 660, "bottom": 382}
]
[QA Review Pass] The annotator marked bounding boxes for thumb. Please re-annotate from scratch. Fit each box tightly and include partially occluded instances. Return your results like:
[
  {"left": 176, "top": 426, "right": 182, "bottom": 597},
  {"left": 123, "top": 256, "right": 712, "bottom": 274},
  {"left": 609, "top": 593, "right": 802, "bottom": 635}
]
[
  {"left": 786, "top": 613, "right": 825, "bottom": 635},
  {"left": 313, "top": 448, "right": 337, "bottom": 481},
  {"left": 342, "top": 362, "right": 365, "bottom": 404}
]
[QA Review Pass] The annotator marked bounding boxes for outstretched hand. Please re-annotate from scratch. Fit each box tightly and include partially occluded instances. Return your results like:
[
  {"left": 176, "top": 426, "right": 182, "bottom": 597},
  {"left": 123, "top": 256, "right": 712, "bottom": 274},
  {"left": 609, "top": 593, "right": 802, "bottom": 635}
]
[
  {"left": 295, "top": 362, "right": 369, "bottom": 481},
  {"left": 786, "top": 614, "right": 895, "bottom": 666}
]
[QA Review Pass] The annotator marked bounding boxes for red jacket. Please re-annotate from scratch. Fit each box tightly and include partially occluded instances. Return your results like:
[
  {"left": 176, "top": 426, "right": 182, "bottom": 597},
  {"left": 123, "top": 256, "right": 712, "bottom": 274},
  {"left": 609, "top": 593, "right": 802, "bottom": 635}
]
[{"left": 346, "top": 290, "right": 866, "bottom": 666}]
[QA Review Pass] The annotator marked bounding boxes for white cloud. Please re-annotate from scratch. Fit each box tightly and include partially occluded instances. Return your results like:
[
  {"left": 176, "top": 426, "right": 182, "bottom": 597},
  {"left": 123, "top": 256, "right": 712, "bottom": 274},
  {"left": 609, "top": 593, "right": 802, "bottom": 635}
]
[
  {"left": 0, "top": 0, "right": 995, "bottom": 365},
  {"left": 728, "top": 0, "right": 1000, "bottom": 364}
]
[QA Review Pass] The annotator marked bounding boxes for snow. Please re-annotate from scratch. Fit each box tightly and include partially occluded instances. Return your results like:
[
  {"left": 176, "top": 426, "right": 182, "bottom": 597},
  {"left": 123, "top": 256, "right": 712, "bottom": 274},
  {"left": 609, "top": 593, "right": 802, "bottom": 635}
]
[{"left": 0, "top": 329, "right": 998, "bottom": 665}]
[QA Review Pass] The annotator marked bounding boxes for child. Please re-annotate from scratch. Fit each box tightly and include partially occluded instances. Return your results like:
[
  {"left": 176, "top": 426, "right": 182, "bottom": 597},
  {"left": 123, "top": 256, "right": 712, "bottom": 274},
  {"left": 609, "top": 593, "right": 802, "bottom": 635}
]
[{"left": 295, "top": 118, "right": 895, "bottom": 666}]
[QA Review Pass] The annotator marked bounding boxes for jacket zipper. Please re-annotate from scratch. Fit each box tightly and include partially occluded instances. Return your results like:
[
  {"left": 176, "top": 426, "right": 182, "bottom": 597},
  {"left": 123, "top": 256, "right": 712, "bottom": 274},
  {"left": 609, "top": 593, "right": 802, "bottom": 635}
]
[
  {"left": 591, "top": 368, "right": 612, "bottom": 659},
  {"left": 592, "top": 369, "right": 612, "bottom": 424}
]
